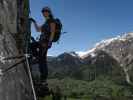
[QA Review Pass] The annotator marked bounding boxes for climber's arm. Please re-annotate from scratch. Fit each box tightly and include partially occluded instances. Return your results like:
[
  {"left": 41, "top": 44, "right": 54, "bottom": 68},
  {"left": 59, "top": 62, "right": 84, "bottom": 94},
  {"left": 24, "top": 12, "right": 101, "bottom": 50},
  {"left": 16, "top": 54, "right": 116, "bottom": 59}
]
[
  {"left": 49, "top": 22, "right": 56, "bottom": 41},
  {"left": 30, "top": 18, "right": 42, "bottom": 32},
  {"left": 47, "top": 22, "right": 56, "bottom": 48},
  {"left": 33, "top": 22, "right": 42, "bottom": 32}
]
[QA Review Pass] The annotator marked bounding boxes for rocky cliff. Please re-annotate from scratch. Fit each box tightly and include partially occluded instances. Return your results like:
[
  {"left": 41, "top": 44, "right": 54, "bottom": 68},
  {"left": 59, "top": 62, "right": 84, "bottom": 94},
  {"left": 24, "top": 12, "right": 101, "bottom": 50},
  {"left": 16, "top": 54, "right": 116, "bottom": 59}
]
[{"left": 0, "top": 0, "right": 34, "bottom": 100}]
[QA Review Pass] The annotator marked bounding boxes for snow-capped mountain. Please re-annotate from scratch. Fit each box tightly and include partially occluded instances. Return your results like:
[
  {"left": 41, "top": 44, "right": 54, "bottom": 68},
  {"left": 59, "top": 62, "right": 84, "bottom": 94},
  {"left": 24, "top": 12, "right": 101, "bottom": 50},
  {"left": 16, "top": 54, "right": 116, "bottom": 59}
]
[
  {"left": 76, "top": 47, "right": 96, "bottom": 58},
  {"left": 77, "top": 32, "right": 133, "bottom": 59},
  {"left": 76, "top": 32, "right": 133, "bottom": 84}
]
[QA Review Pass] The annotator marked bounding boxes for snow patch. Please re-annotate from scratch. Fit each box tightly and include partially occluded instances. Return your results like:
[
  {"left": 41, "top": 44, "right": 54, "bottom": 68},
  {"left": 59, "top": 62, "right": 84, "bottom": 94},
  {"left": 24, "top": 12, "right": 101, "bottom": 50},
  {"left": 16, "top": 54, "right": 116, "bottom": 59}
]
[
  {"left": 76, "top": 47, "right": 96, "bottom": 58},
  {"left": 95, "top": 32, "right": 133, "bottom": 49},
  {"left": 69, "top": 52, "right": 79, "bottom": 57},
  {"left": 76, "top": 32, "right": 133, "bottom": 59}
]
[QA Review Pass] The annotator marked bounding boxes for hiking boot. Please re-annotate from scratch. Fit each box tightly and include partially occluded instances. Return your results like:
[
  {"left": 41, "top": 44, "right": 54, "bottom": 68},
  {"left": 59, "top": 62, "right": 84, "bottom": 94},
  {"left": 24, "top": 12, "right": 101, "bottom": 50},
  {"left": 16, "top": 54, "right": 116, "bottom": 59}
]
[{"left": 35, "top": 80, "right": 50, "bottom": 97}]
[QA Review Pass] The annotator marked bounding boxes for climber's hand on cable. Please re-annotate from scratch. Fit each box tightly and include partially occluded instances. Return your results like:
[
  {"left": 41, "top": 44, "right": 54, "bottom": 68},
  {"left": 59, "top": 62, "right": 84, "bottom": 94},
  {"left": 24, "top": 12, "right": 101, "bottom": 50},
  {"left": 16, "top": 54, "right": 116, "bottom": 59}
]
[
  {"left": 29, "top": 18, "right": 36, "bottom": 23},
  {"left": 48, "top": 41, "right": 52, "bottom": 49},
  {"left": 31, "top": 37, "right": 36, "bottom": 42}
]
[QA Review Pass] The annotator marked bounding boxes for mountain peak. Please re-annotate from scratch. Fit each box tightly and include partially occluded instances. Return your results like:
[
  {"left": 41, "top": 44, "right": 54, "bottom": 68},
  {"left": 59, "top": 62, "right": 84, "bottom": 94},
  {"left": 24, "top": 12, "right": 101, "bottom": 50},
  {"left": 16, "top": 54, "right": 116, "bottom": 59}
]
[
  {"left": 69, "top": 51, "right": 79, "bottom": 57},
  {"left": 76, "top": 48, "right": 96, "bottom": 59},
  {"left": 77, "top": 32, "right": 133, "bottom": 59},
  {"left": 57, "top": 51, "right": 79, "bottom": 59}
]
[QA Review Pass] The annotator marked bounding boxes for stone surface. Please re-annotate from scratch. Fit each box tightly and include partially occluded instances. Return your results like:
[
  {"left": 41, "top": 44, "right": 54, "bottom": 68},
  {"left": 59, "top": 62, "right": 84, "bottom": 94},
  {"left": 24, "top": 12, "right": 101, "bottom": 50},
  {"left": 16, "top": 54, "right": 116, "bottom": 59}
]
[{"left": 0, "top": 0, "right": 34, "bottom": 100}]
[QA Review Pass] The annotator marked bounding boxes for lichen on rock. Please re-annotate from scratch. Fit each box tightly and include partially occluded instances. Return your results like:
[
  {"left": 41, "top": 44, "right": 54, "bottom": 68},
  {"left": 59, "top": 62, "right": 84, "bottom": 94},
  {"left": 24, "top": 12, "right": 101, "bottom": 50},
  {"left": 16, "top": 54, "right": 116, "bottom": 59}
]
[{"left": 0, "top": 0, "right": 34, "bottom": 100}]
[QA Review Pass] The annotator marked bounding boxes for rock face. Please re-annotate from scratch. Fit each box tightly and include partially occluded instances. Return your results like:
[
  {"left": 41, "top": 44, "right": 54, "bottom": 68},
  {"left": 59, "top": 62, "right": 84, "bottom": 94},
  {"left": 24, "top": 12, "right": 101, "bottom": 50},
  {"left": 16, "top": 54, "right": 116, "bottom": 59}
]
[{"left": 0, "top": 0, "right": 33, "bottom": 100}]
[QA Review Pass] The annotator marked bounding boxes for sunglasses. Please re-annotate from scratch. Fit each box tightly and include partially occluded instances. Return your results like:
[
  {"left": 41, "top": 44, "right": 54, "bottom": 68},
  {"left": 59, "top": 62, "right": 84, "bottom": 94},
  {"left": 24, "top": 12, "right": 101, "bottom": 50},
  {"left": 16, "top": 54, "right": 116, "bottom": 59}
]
[{"left": 42, "top": 10, "right": 50, "bottom": 13}]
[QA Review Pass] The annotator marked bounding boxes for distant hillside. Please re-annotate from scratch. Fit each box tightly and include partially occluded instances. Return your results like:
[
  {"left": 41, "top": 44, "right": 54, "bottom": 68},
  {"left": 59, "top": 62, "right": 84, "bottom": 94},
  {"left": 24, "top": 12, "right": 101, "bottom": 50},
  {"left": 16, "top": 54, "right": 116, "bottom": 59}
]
[{"left": 48, "top": 33, "right": 133, "bottom": 84}]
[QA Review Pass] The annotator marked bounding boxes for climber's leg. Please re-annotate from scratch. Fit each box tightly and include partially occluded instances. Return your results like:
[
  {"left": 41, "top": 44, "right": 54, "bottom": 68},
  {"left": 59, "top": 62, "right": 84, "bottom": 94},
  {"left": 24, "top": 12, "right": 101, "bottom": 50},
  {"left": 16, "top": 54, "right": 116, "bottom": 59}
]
[
  {"left": 38, "top": 43, "right": 48, "bottom": 81},
  {"left": 30, "top": 41, "right": 40, "bottom": 58}
]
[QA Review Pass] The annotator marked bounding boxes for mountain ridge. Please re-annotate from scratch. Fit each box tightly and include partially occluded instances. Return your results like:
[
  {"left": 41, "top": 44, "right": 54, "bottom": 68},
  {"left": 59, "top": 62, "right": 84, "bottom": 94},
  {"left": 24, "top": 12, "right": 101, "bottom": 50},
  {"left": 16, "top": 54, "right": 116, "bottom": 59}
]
[
  {"left": 47, "top": 32, "right": 133, "bottom": 85},
  {"left": 49, "top": 32, "right": 133, "bottom": 59}
]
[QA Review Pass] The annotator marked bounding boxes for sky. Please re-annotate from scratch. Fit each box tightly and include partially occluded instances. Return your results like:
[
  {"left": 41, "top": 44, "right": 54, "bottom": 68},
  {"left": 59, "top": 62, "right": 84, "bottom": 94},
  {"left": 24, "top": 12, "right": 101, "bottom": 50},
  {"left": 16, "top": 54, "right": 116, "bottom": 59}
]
[{"left": 30, "top": 0, "right": 133, "bottom": 56}]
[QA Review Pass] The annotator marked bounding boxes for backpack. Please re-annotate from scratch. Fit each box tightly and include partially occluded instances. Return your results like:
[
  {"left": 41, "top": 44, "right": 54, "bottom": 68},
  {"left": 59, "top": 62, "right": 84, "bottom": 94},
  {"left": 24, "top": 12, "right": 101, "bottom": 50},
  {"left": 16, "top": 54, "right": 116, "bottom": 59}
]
[{"left": 52, "top": 18, "right": 62, "bottom": 42}]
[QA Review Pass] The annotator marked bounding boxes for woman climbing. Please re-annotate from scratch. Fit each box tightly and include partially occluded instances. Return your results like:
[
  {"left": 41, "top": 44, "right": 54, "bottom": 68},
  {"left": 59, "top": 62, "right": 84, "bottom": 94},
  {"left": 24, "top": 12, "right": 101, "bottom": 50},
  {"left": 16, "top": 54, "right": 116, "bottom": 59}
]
[{"left": 30, "top": 6, "right": 56, "bottom": 83}]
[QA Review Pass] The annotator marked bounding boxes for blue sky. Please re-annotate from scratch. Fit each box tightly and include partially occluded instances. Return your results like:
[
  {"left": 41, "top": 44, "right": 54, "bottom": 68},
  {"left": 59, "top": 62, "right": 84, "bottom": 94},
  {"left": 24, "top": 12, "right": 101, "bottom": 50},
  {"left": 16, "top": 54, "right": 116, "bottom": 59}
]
[{"left": 30, "top": 0, "right": 133, "bottom": 56}]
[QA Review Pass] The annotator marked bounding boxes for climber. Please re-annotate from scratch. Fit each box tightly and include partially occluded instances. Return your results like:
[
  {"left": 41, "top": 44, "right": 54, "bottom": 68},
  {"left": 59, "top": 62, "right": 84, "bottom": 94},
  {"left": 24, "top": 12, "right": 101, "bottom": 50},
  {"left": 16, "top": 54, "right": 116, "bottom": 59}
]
[{"left": 30, "top": 7, "right": 56, "bottom": 83}]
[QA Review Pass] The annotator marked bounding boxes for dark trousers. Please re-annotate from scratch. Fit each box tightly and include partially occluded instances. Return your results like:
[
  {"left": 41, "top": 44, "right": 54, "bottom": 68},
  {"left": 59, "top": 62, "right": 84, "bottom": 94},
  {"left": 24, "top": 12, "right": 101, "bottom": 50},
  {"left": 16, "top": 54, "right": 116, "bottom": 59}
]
[{"left": 30, "top": 41, "right": 48, "bottom": 81}]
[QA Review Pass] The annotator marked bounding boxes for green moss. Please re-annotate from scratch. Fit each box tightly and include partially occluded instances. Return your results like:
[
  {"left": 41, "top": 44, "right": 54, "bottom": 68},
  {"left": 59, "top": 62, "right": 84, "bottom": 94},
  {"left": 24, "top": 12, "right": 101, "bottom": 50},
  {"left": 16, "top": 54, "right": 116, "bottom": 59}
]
[
  {"left": 24, "top": 0, "right": 30, "bottom": 16},
  {"left": 20, "top": 0, "right": 30, "bottom": 52}
]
